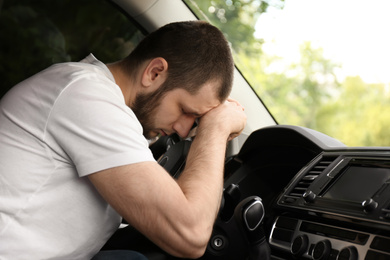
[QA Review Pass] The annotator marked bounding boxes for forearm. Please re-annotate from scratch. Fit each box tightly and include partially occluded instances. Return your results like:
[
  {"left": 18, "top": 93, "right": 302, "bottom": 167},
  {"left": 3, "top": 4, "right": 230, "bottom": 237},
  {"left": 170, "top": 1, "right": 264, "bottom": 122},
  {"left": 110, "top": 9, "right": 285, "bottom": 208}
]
[
  {"left": 173, "top": 100, "right": 245, "bottom": 242},
  {"left": 176, "top": 126, "right": 228, "bottom": 235}
]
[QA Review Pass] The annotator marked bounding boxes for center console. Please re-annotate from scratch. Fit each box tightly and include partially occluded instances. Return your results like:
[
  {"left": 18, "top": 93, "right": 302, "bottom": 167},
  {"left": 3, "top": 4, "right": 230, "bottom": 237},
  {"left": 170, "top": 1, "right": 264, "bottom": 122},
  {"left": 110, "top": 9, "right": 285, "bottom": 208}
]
[
  {"left": 270, "top": 151, "right": 390, "bottom": 260},
  {"left": 270, "top": 216, "right": 390, "bottom": 260}
]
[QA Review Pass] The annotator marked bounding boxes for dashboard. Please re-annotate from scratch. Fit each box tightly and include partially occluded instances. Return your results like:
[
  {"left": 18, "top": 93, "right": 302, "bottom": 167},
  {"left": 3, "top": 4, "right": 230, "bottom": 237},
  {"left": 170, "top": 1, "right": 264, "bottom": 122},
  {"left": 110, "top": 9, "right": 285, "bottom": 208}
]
[
  {"left": 213, "top": 125, "right": 390, "bottom": 260},
  {"left": 104, "top": 125, "right": 390, "bottom": 260}
]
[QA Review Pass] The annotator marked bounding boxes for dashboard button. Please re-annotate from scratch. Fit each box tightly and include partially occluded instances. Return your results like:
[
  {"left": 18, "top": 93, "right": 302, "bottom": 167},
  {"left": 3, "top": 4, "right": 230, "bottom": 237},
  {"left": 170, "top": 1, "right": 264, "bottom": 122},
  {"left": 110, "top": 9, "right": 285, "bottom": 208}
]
[
  {"left": 362, "top": 198, "right": 378, "bottom": 212},
  {"left": 303, "top": 190, "right": 316, "bottom": 203}
]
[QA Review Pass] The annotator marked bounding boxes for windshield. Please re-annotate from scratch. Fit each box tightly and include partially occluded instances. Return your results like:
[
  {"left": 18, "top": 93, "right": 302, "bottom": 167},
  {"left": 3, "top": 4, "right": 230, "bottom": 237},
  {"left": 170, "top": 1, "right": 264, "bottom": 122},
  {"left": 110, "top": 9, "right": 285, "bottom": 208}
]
[{"left": 184, "top": 0, "right": 390, "bottom": 147}]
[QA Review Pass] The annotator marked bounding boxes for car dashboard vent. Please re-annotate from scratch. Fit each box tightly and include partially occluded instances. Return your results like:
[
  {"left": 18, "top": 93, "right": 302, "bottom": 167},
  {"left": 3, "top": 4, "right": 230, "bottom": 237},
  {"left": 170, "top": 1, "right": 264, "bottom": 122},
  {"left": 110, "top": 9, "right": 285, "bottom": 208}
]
[{"left": 285, "top": 155, "right": 338, "bottom": 199}]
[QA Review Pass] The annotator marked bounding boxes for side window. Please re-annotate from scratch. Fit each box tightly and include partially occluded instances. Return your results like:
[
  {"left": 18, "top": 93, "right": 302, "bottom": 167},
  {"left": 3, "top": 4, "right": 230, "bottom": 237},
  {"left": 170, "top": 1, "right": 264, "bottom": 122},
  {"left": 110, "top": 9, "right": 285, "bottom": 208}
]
[{"left": 0, "top": 0, "right": 145, "bottom": 98}]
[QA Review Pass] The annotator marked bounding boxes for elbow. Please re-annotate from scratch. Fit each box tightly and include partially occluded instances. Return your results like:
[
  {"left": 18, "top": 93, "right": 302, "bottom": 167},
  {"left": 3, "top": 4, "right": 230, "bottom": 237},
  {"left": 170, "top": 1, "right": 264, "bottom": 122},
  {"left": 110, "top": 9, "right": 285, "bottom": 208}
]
[
  {"left": 171, "top": 223, "right": 213, "bottom": 259},
  {"left": 187, "top": 235, "right": 210, "bottom": 259},
  {"left": 175, "top": 241, "right": 209, "bottom": 259},
  {"left": 179, "top": 245, "right": 208, "bottom": 259}
]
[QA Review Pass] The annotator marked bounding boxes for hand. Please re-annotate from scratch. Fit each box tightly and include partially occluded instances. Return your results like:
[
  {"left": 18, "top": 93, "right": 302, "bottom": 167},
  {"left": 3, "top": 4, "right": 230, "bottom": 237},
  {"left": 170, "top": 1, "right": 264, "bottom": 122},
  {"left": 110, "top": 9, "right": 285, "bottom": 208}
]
[{"left": 198, "top": 97, "right": 247, "bottom": 141}]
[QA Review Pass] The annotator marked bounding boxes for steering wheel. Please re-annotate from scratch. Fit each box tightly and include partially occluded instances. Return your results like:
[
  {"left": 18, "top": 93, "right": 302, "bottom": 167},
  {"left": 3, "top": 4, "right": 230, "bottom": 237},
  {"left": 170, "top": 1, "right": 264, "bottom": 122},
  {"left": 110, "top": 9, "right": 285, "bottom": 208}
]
[{"left": 150, "top": 134, "right": 192, "bottom": 178}]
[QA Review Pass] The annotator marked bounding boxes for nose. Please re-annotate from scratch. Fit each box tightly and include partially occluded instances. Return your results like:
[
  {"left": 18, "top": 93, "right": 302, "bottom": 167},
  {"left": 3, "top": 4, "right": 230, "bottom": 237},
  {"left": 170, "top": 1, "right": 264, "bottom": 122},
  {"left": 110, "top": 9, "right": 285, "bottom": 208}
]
[{"left": 173, "top": 114, "right": 196, "bottom": 138}]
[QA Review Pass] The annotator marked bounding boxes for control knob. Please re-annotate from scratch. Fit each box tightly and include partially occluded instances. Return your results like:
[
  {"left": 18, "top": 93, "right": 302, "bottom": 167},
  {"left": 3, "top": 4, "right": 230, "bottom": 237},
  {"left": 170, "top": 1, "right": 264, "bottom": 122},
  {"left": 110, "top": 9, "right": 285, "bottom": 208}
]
[
  {"left": 312, "top": 240, "right": 331, "bottom": 260},
  {"left": 291, "top": 234, "right": 309, "bottom": 257},
  {"left": 362, "top": 198, "right": 378, "bottom": 212},
  {"left": 303, "top": 190, "right": 316, "bottom": 203},
  {"left": 338, "top": 246, "right": 358, "bottom": 260}
]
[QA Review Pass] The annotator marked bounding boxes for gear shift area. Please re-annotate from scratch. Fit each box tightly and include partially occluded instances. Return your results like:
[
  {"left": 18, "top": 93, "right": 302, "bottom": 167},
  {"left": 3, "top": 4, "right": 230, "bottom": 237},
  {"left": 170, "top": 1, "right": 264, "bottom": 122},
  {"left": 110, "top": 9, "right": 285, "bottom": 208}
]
[
  {"left": 242, "top": 197, "right": 264, "bottom": 232},
  {"left": 234, "top": 196, "right": 271, "bottom": 260},
  {"left": 205, "top": 187, "right": 271, "bottom": 260}
]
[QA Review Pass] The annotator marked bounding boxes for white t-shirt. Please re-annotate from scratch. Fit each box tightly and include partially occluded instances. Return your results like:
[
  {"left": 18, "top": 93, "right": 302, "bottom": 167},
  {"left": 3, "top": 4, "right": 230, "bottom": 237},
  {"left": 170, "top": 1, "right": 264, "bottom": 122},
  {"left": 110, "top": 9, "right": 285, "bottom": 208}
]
[{"left": 0, "top": 54, "right": 155, "bottom": 259}]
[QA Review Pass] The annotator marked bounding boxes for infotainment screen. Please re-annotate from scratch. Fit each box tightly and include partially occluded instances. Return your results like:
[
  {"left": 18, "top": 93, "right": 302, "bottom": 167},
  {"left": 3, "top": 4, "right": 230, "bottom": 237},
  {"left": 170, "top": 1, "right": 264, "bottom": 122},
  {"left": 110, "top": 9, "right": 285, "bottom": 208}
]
[{"left": 322, "top": 166, "right": 390, "bottom": 203}]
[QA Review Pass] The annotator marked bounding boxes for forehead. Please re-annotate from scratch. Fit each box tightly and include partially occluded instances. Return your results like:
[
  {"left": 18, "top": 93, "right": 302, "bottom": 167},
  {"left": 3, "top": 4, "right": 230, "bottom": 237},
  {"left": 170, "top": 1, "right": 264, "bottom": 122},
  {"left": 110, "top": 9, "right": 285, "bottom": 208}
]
[{"left": 172, "top": 82, "right": 222, "bottom": 115}]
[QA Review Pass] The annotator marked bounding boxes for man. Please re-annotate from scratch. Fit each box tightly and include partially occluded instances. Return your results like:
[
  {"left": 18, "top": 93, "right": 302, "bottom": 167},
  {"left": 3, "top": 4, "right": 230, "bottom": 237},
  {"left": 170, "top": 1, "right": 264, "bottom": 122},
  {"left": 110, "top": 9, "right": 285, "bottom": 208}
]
[{"left": 0, "top": 21, "right": 246, "bottom": 259}]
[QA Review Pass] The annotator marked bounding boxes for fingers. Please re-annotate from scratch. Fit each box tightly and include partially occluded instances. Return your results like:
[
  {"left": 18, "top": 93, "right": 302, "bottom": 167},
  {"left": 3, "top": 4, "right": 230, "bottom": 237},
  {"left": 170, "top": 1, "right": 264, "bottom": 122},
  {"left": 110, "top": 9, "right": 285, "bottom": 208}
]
[
  {"left": 221, "top": 99, "right": 247, "bottom": 140},
  {"left": 227, "top": 132, "right": 241, "bottom": 142},
  {"left": 226, "top": 97, "right": 245, "bottom": 111},
  {"left": 196, "top": 96, "right": 247, "bottom": 141}
]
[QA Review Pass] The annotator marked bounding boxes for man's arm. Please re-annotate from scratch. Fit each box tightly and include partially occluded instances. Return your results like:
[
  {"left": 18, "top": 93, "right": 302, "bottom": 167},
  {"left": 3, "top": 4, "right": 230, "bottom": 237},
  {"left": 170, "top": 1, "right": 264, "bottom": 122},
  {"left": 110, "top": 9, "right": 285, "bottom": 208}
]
[{"left": 88, "top": 100, "right": 246, "bottom": 258}]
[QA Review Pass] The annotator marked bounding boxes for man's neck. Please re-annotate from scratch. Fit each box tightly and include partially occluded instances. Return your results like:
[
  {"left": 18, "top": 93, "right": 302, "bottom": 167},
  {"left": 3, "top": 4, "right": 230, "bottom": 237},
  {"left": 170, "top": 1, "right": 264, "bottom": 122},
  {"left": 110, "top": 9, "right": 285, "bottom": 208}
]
[{"left": 107, "top": 62, "right": 136, "bottom": 107}]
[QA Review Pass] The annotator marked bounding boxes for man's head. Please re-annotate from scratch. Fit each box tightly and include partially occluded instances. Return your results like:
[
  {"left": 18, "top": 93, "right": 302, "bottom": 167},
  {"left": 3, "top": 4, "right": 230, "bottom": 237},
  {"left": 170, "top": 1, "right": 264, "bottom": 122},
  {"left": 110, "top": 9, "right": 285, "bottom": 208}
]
[
  {"left": 124, "top": 20, "right": 234, "bottom": 101},
  {"left": 123, "top": 21, "right": 234, "bottom": 139}
]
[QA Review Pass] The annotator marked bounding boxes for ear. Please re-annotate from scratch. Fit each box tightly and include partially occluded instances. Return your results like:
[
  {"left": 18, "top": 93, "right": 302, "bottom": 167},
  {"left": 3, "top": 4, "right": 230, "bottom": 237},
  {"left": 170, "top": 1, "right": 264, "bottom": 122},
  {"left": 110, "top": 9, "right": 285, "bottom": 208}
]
[{"left": 141, "top": 57, "right": 168, "bottom": 91}]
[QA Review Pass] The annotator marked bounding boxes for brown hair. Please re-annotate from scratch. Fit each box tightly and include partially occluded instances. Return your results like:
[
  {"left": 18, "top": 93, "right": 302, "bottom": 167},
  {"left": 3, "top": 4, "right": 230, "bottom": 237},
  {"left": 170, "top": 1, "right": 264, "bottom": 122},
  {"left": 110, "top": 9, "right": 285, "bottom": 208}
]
[{"left": 123, "top": 21, "right": 234, "bottom": 101}]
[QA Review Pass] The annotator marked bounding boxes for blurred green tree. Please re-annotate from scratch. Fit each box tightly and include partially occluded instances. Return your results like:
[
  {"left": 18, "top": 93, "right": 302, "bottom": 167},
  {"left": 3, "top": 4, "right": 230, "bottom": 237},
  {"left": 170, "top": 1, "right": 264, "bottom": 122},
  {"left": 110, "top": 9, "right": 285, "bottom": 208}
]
[
  {"left": 317, "top": 76, "right": 390, "bottom": 146},
  {"left": 185, "top": 0, "right": 284, "bottom": 55},
  {"left": 185, "top": 0, "right": 390, "bottom": 146}
]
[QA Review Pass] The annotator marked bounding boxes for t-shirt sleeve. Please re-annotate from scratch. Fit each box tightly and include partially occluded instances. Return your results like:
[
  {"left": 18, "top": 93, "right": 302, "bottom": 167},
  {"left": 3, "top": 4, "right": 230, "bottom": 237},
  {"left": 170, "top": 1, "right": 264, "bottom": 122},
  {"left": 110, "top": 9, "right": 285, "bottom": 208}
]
[{"left": 45, "top": 78, "right": 155, "bottom": 177}]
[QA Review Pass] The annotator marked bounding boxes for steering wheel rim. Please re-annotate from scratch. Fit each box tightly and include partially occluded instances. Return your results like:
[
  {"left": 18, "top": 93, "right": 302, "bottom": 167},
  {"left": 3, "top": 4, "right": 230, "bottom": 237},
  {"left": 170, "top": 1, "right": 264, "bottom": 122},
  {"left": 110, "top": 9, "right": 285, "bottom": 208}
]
[{"left": 150, "top": 134, "right": 192, "bottom": 178}]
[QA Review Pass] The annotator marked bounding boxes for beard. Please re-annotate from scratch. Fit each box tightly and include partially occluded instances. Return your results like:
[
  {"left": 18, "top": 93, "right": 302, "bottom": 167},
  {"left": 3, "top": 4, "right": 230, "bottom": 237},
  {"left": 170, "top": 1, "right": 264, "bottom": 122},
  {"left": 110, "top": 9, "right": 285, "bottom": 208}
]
[{"left": 131, "top": 86, "right": 167, "bottom": 139}]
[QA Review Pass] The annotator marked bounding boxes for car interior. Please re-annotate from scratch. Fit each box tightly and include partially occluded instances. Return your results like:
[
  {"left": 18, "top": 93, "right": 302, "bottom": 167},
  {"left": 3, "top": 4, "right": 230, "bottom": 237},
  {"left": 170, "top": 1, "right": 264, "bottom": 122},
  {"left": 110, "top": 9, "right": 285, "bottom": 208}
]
[{"left": 1, "top": 0, "right": 390, "bottom": 259}]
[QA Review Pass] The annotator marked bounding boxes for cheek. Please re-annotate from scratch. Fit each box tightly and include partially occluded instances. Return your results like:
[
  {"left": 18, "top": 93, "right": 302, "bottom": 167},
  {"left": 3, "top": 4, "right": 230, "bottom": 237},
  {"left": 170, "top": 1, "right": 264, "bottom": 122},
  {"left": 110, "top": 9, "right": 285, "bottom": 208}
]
[
  {"left": 155, "top": 93, "right": 183, "bottom": 126},
  {"left": 153, "top": 106, "right": 179, "bottom": 126}
]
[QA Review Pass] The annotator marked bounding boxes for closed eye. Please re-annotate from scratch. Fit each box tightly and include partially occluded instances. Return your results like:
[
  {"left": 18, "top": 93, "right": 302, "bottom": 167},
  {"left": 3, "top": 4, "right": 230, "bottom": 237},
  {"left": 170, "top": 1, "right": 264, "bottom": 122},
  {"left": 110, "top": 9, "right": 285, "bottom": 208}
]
[{"left": 182, "top": 108, "right": 202, "bottom": 118}]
